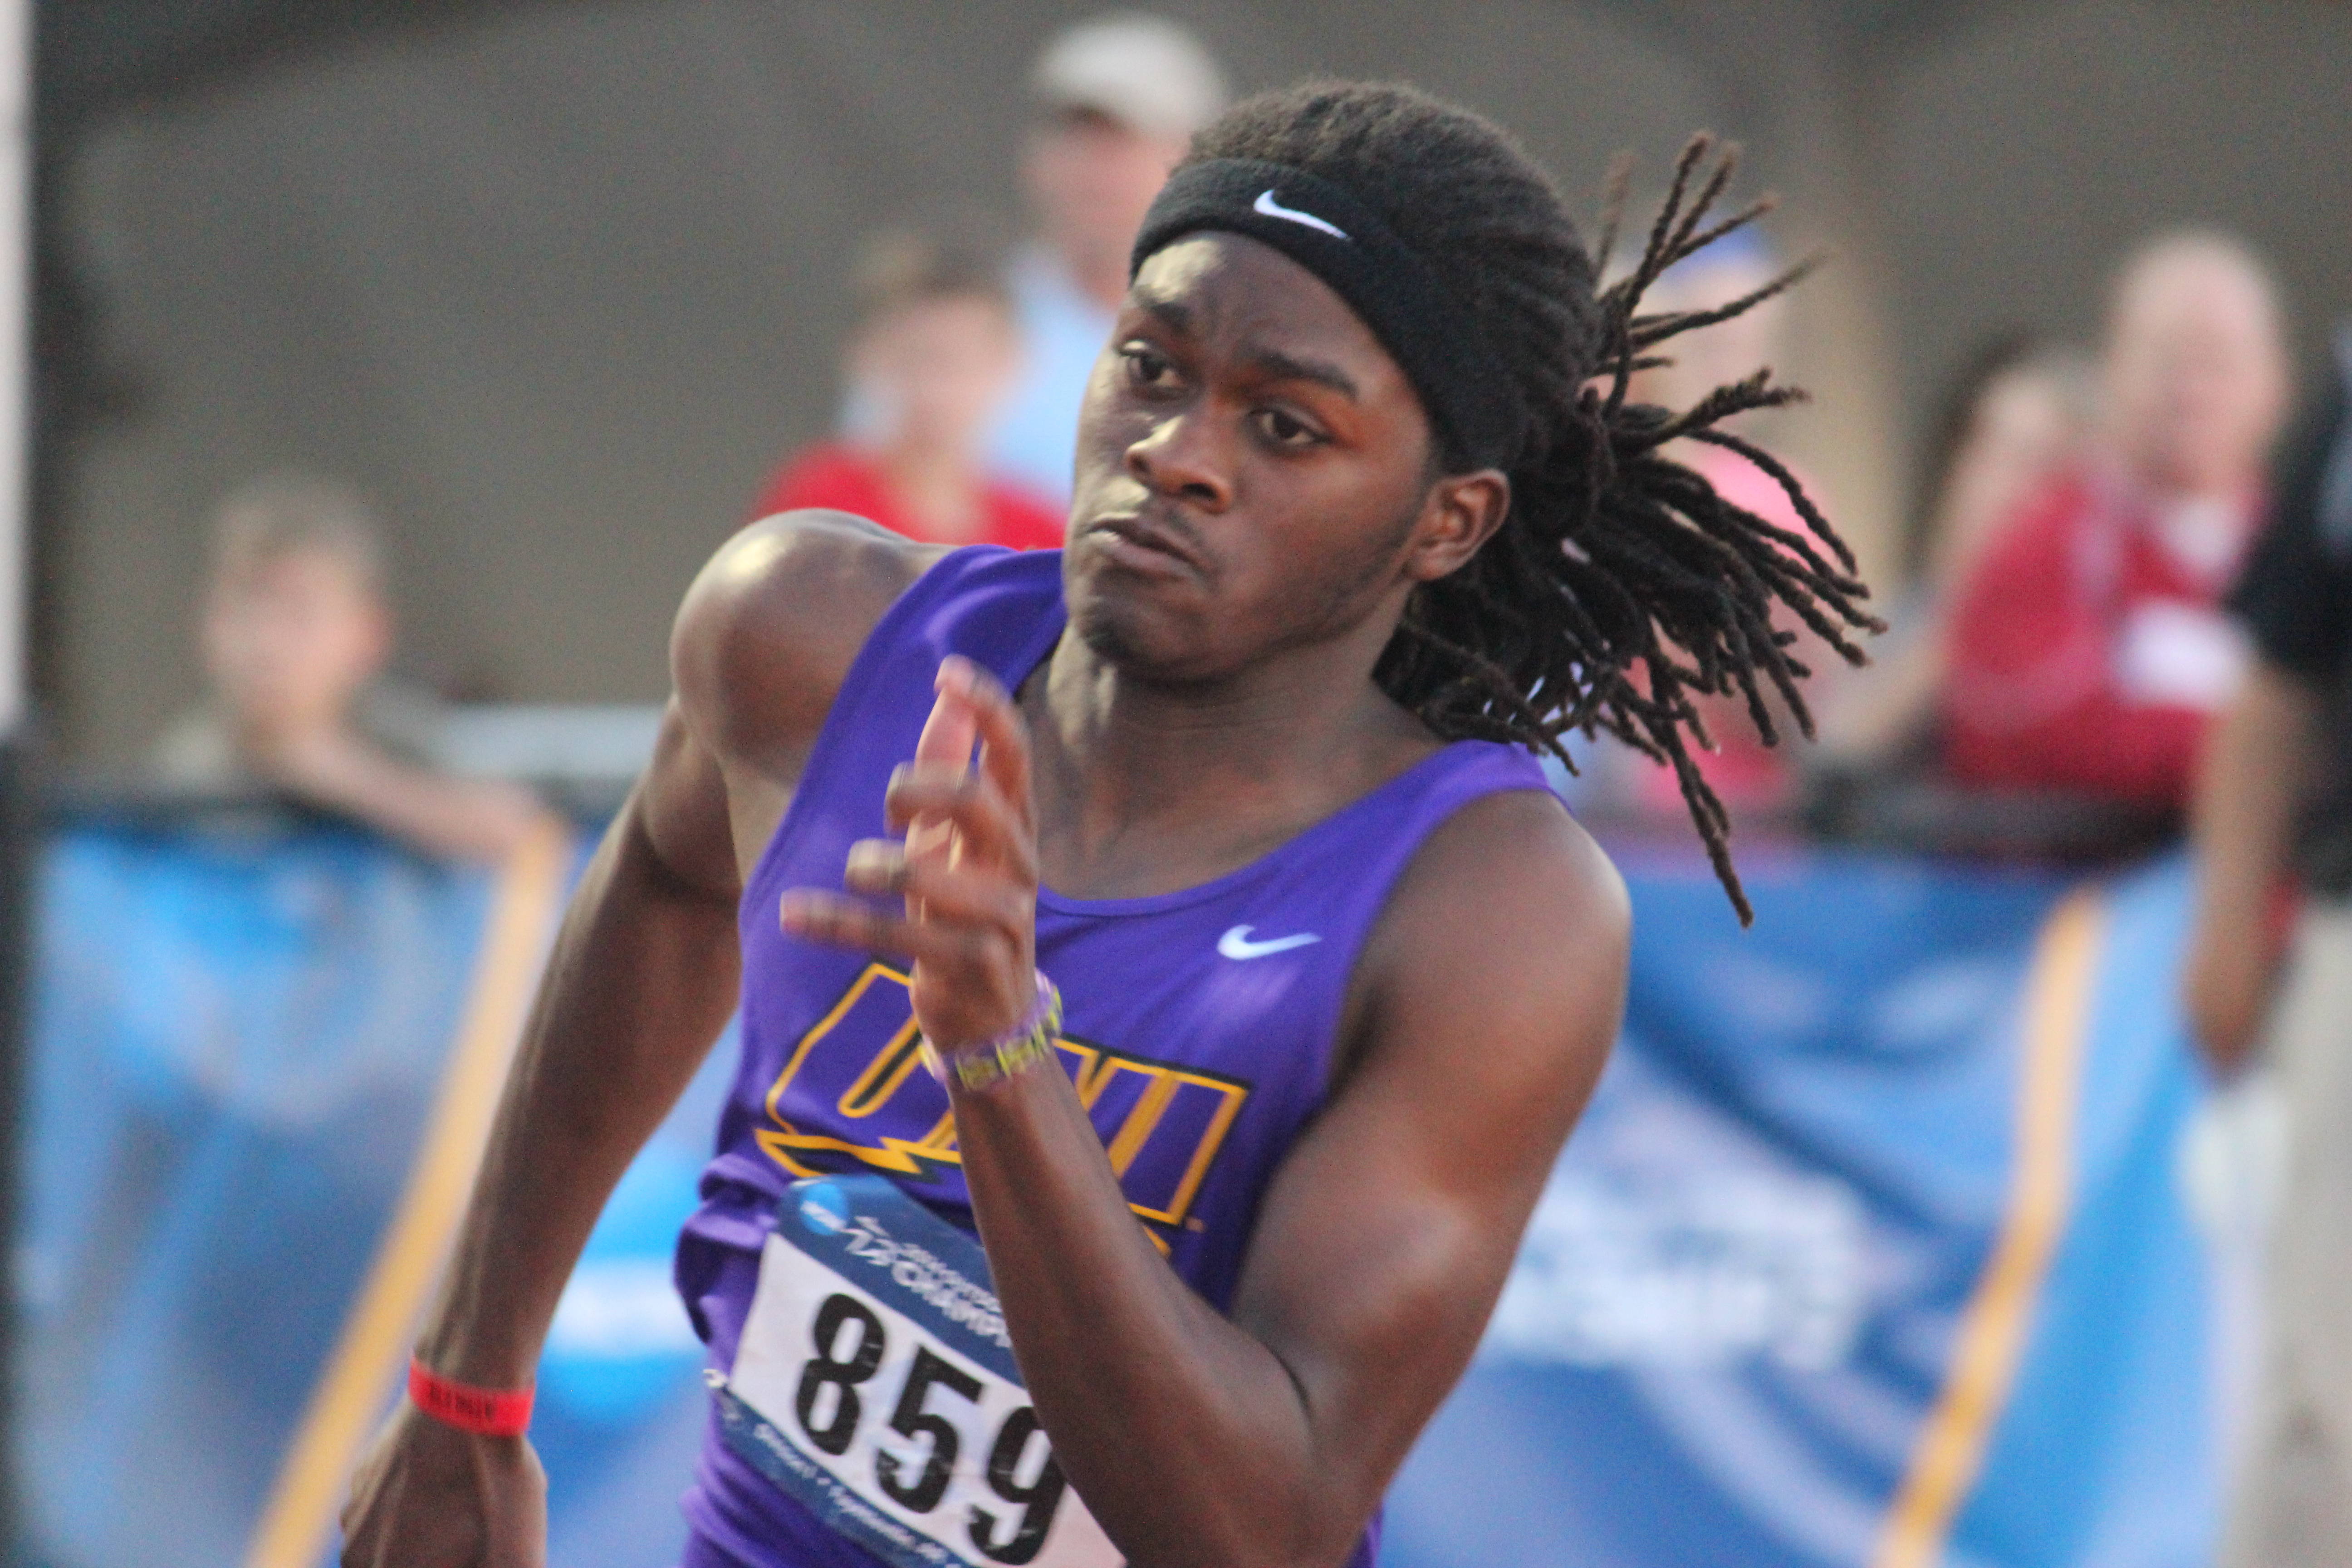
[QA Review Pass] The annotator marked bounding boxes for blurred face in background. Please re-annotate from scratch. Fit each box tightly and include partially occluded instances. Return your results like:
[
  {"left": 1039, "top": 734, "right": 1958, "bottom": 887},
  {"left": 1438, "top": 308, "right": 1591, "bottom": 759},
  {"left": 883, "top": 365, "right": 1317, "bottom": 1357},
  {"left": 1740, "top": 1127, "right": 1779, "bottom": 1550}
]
[
  {"left": 1929, "top": 363, "right": 2087, "bottom": 589},
  {"left": 850, "top": 290, "right": 1023, "bottom": 461},
  {"left": 2103, "top": 240, "right": 2288, "bottom": 499},
  {"left": 1022, "top": 108, "right": 1188, "bottom": 304},
  {"left": 202, "top": 545, "right": 390, "bottom": 735}
]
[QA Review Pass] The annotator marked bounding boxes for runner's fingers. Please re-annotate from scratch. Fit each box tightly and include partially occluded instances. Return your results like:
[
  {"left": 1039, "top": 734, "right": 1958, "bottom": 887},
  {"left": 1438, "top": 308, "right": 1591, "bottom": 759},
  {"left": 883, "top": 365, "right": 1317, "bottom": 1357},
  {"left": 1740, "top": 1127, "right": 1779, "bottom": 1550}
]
[
  {"left": 779, "top": 890, "right": 922, "bottom": 959},
  {"left": 883, "top": 771, "right": 978, "bottom": 850},
  {"left": 842, "top": 841, "right": 1027, "bottom": 928},
  {"left": 842, "top": 839, "right": 909, "bottom": 896},
  {"left": 885, "top": 769, "right": 1034, "bottom": 879},
  {"left": 938, "top": 658, "right": 1035, "bottom": 831},
  {"left": 889, "top": 763, "right": 978, "bottom": 867},
  {"left": 890, "top": 858, "right": 1033, "bottom": 933},
  {"left": 780, "top": 889, "right": 1020, "bottom": 973},
  {"left": 912, "top": 669, "right": 980, "bottom": 773},
  {"left": 906, "top": 671, "right": 982, "bottom": 865}
]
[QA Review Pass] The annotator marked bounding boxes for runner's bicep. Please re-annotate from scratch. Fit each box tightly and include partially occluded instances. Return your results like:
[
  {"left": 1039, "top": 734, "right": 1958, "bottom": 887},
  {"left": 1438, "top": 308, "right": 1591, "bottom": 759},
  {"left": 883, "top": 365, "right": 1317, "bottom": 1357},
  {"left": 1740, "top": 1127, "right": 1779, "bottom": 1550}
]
[
  {"left": 627, "top": 698, "right": 745, "bottom": 902},
  {"left": 1225, "top": 1035, "right": 1591, "bottom": 1503},
  {"left": 1227, "top": 809, "right": 1627, "bottom": 1498}
]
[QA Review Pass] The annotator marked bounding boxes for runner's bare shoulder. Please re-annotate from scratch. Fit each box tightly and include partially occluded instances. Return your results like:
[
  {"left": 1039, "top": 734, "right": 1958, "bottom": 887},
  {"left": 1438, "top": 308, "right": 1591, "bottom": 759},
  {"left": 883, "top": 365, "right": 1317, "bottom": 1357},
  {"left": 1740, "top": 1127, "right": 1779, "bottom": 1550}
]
[
  {"left": 672, "top": 510, "right": 950, "bottom": 778},
  {"left": 1348, "top": 786, "right": 1627, "bottom": 1089}
]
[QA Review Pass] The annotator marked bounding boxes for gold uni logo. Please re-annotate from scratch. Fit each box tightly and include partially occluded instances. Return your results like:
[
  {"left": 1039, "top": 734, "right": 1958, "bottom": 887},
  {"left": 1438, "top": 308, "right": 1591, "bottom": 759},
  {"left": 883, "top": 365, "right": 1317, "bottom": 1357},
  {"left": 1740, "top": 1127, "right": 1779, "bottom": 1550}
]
[{"left": 757, "top": 963, "right": 1250, "bottom": 1242}]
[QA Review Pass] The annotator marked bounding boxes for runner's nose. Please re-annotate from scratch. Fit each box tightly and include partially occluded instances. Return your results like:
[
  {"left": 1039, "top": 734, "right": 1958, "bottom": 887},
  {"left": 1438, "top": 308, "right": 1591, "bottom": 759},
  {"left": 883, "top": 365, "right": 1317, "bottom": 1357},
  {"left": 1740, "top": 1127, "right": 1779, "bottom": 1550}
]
[{"left": 1125, "top": 410, "right": 1232, "bottom": 512}]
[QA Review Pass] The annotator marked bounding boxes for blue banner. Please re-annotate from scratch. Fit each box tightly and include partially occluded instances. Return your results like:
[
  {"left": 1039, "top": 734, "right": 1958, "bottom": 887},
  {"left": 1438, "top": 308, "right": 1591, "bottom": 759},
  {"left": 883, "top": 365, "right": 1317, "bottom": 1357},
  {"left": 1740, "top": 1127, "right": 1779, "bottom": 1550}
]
[
  {"left": 18, "top": 817, "right": 718, "bottom": 1568},
  {"left": 1383, "top": 849, "right": 2216, "bottom": 1568},
  {"left": 18, "top": 818, "right": 2220, "bottom": 1568}
]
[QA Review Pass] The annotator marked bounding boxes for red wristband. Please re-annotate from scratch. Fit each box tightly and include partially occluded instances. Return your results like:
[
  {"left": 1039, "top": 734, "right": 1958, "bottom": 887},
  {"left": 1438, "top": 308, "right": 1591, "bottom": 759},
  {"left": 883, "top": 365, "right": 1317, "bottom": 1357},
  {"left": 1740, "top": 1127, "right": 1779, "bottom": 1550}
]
[{"left": 407, "top": 1355, "right": 534, "bottom": 1437}]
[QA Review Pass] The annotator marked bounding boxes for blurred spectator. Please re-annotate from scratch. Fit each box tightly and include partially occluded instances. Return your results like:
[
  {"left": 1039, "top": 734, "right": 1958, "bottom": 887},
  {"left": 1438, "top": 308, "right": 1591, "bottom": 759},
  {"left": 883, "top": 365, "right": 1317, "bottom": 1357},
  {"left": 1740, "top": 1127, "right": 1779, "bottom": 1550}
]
[
  {"left": 1814, "top": 335, "right": 2095, "bottom": 767},
  {"left": 152, "top": 475, "right": 545, "bottom": 861},
  {"left": 2186, "top": 327, "right": 2352, "bottom": 1565},
  {"left": 981, "top": 12, "right": 1227, "bottom": 508},
  {"left": 754, "top": 230, "right": 1063, "bottom": 549},
  {"left": 1940, "top": 232, "right": 2290, "bottom": 810}
]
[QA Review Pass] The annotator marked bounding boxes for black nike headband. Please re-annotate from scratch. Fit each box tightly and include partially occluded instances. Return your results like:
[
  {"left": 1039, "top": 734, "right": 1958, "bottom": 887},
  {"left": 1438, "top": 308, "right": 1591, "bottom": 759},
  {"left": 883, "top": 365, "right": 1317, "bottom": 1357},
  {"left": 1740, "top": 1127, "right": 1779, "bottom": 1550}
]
[{"left": 1129, "top": 157, "right": 1519, "bottom": 469}]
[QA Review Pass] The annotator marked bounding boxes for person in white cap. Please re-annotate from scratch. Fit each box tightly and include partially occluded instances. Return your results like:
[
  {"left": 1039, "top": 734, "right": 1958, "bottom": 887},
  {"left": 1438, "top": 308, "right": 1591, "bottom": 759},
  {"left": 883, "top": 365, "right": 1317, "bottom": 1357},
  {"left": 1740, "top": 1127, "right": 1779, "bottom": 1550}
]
[{"left": 985, "top": 12, "right": 1227, "bottom": 511}]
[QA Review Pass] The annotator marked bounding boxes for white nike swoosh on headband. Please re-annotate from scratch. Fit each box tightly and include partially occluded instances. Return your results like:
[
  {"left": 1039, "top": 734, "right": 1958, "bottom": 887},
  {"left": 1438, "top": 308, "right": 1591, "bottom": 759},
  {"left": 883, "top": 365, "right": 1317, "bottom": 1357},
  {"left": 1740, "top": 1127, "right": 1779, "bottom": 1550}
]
[
  {"left": 1252, "top": 189, "right": 1349, "bottom": 240},
  {"left": 1218, "top": 925, "right": 1323, "bottom": 960}
]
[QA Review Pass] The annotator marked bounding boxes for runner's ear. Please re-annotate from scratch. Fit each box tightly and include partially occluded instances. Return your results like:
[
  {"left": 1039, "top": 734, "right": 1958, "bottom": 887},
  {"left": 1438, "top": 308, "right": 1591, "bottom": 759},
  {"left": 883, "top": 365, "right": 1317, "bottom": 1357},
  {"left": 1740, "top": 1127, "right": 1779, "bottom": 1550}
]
[{"left": 1402, "top": 468, "right": 1510, "bottom": 585}]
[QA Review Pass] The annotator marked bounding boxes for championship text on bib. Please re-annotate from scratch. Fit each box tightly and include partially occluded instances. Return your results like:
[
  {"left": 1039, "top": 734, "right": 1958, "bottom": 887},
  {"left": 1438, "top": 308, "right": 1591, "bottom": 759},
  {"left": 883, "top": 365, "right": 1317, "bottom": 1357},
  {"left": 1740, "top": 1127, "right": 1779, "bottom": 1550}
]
[{"left": 715, "top": 1176, "right": 1122, "bottom": 1568}]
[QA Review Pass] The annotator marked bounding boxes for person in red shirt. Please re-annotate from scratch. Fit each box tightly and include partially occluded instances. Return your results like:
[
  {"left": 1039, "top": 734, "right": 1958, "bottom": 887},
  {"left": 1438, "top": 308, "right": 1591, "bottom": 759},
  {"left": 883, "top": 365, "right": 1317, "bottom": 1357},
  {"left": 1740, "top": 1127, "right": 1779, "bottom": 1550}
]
[
  {"left": 1941, "top": 232, "right": 2290, "bottom": 810},
  {"left": 752, "top": 230, "right": 1066, "bottom": 550}
]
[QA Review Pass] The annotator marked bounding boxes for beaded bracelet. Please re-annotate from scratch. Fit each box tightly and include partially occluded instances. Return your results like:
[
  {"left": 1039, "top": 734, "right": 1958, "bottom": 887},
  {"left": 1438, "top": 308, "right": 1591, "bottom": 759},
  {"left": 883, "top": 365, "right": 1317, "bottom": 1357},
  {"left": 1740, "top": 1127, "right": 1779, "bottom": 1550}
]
[{"left": 921, "top": 972, "right": 1062, "bottom": 1092}]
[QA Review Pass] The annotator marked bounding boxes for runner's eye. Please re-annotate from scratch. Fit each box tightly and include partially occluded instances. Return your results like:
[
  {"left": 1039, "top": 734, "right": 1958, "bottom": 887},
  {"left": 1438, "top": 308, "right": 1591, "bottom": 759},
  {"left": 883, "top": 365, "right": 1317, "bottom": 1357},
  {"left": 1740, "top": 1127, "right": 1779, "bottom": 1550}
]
[
  {"left": 1120, "top": 344, "right": 1178, "bottom": 391},
  {"left": 1251, "top": 407, "right": 1324, "bottom": 449}
]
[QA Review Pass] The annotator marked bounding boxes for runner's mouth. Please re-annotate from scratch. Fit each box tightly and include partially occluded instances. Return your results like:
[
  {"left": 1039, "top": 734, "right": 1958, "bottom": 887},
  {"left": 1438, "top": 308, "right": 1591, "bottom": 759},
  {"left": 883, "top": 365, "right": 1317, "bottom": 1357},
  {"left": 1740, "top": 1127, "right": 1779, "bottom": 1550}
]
[{"left": 1085, "top": 515, "right": 1205, "bottom": 576}]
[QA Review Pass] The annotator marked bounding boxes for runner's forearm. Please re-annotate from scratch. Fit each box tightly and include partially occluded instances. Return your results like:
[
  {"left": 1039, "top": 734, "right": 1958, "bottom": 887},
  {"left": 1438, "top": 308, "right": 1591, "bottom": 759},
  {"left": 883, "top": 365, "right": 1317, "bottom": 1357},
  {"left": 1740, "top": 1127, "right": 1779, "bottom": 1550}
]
[
  {"left": 951, "top": 1067, "right": 1339, "bottom": 1568},
  {"left": 417, "top": 796, "right": 741, "bottom": 1387},
  {"left": 2186, "top": 659, "right": 2321, "bottom": 1068},
  {"left": 298, "top": 747, "right": 550, "bottom": 864}
]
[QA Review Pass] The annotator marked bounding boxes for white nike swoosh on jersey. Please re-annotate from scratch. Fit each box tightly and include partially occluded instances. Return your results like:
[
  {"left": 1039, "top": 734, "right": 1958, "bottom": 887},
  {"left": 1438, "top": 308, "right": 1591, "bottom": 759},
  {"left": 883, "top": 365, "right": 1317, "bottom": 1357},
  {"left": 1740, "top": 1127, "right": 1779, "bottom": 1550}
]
[
  {"left": 1218, "top": 925, "right": 1323, "bottom": 960},
  {"left": 1252, "top": 189, "right": 1349, "bottom": 241}
]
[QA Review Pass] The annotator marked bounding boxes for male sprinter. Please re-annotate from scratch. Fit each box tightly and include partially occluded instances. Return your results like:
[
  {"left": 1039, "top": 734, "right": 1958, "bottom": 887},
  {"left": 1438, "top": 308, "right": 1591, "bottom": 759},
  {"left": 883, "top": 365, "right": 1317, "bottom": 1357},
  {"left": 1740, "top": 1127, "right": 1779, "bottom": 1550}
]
[{"left": 345, "top": 81, "right": 1873, "bottom": 1568}]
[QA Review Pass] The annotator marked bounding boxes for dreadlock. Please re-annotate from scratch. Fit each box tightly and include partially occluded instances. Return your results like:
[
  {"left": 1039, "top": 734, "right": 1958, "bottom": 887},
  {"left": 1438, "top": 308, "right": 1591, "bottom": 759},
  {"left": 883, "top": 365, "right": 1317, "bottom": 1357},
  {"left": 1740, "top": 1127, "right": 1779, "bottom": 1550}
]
[{"left": 1186, "top": 83, "right": 1881, "bottom": 924}]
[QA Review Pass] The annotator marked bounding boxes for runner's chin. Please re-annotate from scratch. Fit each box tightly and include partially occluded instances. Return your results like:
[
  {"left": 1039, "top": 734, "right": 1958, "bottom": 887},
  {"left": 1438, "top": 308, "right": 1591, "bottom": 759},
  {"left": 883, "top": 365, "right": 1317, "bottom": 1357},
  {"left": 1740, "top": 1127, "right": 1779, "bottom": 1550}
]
[{"left": 1066, "top": 529, "right": 1215, "bottom": 664}]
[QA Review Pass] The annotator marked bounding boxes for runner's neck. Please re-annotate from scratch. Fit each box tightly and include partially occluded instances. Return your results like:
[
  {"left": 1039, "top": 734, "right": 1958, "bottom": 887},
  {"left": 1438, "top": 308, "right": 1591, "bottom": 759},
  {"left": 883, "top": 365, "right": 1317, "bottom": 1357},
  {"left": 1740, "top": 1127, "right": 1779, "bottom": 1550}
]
[{"left": 1021, "top": 622, "right": 1440, "bottom": 900}]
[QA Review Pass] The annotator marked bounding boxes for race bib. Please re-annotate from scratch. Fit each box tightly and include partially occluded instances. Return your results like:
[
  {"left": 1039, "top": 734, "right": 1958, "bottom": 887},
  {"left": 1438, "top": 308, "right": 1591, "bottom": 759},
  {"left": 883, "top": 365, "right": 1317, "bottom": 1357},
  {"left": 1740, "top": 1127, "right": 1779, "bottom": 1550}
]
[{"left": 713, "top": 1176, "right": 1123, "bottom": 1568}]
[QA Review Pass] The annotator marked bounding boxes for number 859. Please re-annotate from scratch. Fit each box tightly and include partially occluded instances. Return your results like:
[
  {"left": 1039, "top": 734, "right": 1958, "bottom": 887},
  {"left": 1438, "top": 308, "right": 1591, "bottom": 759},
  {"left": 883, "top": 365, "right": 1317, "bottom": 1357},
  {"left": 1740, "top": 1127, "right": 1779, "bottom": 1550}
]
[{"left": 796, "top": 1292, "right": 1068, "bottom": 1565}]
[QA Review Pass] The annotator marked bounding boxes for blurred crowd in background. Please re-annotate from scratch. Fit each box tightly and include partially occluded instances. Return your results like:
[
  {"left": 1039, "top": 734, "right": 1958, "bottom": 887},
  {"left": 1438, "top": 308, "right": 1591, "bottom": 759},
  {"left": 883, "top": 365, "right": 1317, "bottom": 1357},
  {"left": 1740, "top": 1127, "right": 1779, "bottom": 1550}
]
[
  {"left": 24, "top": 4, "right": 2352, "bottom": 1565},
  {"left": 160, "top": 10, "right": 2343, "bottom": 926}
]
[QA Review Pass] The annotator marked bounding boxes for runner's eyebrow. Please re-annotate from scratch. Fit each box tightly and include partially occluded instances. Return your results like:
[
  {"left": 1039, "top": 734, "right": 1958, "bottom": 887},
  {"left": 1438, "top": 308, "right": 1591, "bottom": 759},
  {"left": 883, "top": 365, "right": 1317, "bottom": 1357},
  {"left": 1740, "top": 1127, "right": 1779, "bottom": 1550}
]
[
  {"left": 1239, "top": 347, "right": 1358, "bottom": 401},
  {"left": 1134, "top": 296, "right": 1196, "bottom": 337},
  {"left": 1131, "top": 294, "right": 1358, "bottom": 398}
]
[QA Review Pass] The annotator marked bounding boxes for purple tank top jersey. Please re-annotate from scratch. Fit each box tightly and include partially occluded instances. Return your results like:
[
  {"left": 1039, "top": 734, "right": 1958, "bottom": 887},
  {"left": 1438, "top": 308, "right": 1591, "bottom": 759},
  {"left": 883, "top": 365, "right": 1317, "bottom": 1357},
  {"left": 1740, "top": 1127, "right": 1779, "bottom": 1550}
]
[{"left": 675, "top": 545, "right": 1550, "bottom": 1567}]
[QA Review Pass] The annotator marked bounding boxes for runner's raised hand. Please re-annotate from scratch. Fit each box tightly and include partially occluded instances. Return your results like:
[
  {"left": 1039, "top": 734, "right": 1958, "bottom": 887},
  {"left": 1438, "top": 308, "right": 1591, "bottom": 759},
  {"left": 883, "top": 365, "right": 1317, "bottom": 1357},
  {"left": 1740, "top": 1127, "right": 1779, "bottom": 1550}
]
[{"left": 781, "top": 656, "right": 1041, "bottom": 1050}]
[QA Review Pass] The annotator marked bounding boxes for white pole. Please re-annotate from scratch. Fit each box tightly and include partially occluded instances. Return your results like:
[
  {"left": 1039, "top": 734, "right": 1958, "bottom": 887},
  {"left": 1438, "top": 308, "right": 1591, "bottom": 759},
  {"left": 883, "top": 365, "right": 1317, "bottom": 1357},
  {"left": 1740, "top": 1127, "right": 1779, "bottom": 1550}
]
[{"left": 0, "top": 0, "right": 29, "bottom": 740}]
